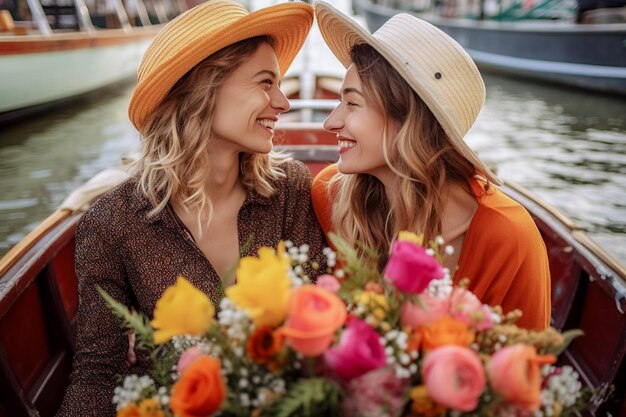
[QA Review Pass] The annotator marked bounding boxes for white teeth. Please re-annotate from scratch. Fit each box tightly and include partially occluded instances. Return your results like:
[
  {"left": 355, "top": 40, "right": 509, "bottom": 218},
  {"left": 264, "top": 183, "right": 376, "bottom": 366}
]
[
  {"left": 338, "top": 140, "right": 356, "bottom": 149},
  {"left": 258, "top": 119, "right": 275, "bottom": 129}
]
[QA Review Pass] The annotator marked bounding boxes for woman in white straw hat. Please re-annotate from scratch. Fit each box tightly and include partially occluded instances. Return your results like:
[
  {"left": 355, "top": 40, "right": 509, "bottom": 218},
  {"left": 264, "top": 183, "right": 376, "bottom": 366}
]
[
  {"left": 311, "top": 1, "right": 550, "bottom": 330},
  {"left": 57, "top": 1, "right": 325, "bottom": 415}
]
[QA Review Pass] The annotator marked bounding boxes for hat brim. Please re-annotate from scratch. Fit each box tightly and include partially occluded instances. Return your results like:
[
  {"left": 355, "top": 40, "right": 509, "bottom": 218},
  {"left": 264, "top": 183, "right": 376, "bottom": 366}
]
[{"left": 129, "top": 2, "right": 313, "bottom": 131}]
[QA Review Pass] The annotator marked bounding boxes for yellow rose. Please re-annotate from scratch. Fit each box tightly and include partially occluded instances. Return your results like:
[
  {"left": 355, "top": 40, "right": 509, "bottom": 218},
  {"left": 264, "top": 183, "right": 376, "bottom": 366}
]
[
  {"left": 398, "top": 231, "right": 424, "bottom": 246},
  {"left": 151, "top": 276, "right": 215, "bottom": 345},
  {"left": 226, "top": 244, "right": 291, "bottom": 327}
]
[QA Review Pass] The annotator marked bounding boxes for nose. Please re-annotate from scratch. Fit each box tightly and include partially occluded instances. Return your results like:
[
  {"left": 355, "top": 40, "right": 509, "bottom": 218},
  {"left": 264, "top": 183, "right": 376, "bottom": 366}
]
[
  {"left": 323, "top": 104, "right": 344, "bottom": 132},
  {"left": 271, "top": 86, "right": 290, "bottom": 113}
]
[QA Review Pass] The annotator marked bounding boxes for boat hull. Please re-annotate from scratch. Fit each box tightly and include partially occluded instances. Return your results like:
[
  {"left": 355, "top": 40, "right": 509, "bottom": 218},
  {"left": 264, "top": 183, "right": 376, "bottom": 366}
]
[
  {"left": 357, "top": 0, "right": 626, "bottom": 95},
  {"left": 0, "top": 27, "right": 159, "bottom": 118}
]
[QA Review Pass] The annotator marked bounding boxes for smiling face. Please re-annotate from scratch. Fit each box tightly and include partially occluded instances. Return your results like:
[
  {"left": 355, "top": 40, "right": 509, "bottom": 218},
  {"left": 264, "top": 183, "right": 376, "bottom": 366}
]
[
  {"left": 323, "top": 64, "right": 399, "bottom": 179},
  {"left": 211, "top": 42, "right": 290, "bottom": 154}
]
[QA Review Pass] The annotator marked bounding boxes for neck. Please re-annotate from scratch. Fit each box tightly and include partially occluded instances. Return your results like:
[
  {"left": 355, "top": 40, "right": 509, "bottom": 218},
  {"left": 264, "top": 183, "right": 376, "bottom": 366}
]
[
  {"left": 205, "top": 150, "right": 242, "bottom": 200},
  {"left": 376, "top": 173, "right": 475, "bottom": 242},
  {"left": 370, "top": 168, "right": 396, "bottom": 205},
  {"left": 172, "top": 147, "right": 242, "bottom": 213},
  {"left": 440, "top": 181, "right": 477, "bottom": 242}
]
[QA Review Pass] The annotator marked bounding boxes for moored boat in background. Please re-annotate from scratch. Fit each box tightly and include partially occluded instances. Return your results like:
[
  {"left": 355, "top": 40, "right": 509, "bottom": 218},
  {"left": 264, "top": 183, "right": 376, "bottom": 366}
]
[
  {"left": 355, "top": 0, "right": 626, "bottom": 95},
  {"left": 0, "top": 0, "right": 183, "bottom": 124}
]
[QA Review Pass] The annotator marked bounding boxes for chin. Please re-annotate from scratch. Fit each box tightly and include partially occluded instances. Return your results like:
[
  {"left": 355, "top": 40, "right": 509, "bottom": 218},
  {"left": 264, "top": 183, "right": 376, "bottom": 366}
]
[
  {"left": 254, "top": 144, "right": 273, "bottom": 154},
  {"left": 337, "top": 160, "right": 359, "bottom": 175},
  {"left": 244, "top": 138, "right": 273, "bottom": 154}
]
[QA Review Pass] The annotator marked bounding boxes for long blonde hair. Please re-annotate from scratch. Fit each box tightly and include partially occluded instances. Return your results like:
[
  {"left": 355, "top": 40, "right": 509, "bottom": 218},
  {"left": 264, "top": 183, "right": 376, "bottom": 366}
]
[
  {"left": 331, "top": 44, "right": 489, "bottom": 267},
  {"left": 135, "top": 35, "right": 290, "bottom": 223}
]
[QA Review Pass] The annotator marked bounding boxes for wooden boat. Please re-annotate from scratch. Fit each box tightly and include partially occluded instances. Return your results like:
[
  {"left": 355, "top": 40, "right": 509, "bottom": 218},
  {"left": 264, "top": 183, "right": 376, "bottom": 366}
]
[
  {"left": 1, "top": 0, "right": 625, "bottom": 410},
  {"left": 0, "top": 0, "right": 178, "bottom": 124},
  {"left": 355, "top": 0, "right": 626, "bottom": 96},
  {"left": 0, "top": 97, "right": 625, "bottom": 416}
]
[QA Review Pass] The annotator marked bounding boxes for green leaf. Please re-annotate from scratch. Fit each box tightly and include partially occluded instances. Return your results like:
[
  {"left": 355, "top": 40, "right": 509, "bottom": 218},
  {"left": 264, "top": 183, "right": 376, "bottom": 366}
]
[
  {"left": 96, "top": 286, "right": 154, "bottom": 350},
  {"left": 261, "top": 378, "right": 341, "bottom": 417},
  {"left": 150, "top": 343, "right": 178, "bottom": 387},
  {"left": 553, "top": 329, "right": 585, "bottom": 356},
  {"left": 328, "top": 232, "right": 379, "bottom": 288}
]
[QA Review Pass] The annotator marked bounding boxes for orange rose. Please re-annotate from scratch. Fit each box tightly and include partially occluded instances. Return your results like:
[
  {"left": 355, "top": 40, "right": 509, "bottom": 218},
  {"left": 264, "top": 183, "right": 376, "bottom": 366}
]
[
  {"left": 170, "top": 356, "right": 226, "bottom": 417},
  {"left": 276, "top": 285, "right": 346, "bottom": 356},
  {"left": 117, "top": 404, "right": 141, "bottom": 417},
  {"left": 247, "top": 325, "right": 285, "bottom": 364},
  {"left": 421, "top": 316, "right": 475, "bottom": 352},
  {"left": 138, "top": 398, "right": 165, "bottom": 417},
  {"left": 407, "top": 330, "right": 422, "bottom": 354},
  {"left": 489, "top": 344, "right": 556, "bottom": 411}
]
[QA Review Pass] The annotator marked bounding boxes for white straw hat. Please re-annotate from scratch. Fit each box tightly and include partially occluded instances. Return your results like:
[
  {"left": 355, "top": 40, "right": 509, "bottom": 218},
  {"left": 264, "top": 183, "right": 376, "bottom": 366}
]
[{"left": 315, "top": 1, "right": 499, "bottom": 183}]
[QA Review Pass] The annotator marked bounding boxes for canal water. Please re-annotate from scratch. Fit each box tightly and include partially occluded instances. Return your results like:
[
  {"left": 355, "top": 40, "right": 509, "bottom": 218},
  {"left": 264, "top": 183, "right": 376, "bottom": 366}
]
[{"left": 1, "top": 76, "right": 625, "bottom": 266}]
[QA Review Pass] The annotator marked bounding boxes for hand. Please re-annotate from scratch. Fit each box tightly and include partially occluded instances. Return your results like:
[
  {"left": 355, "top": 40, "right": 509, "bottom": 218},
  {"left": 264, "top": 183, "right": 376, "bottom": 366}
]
[{"left": 127, "top": 331, "right": 137, "bottom": 366}]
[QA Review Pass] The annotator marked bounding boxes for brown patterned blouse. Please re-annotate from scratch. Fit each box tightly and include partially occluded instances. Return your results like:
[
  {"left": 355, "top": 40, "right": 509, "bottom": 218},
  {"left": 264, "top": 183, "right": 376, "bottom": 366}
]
[{"left": 56, "top": 160, "right": 327, "bottom": 417}]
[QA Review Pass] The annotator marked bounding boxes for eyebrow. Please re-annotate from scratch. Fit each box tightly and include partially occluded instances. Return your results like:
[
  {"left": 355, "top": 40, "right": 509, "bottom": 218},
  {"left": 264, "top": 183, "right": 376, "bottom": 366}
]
[
  {"left": 342, "top": 87, "right": 364, "bottom": 96},
  {"left": 253, "top": 70, "right": 277, "bottom": 79}
]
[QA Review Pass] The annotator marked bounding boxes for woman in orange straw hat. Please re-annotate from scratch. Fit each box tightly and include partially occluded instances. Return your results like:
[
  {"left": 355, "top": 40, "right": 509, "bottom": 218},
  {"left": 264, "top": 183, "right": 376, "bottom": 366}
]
[
  {"left": 311, "top": 1, "right": 550, "bottom": 330},
  {"left": 57, "top": 1, "right": 324, "bottom": 415}
]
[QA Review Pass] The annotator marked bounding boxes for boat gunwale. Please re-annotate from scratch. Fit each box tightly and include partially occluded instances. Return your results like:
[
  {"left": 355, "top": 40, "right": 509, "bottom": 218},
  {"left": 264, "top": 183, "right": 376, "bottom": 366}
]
[
  {"left": 0, "top": 24, "right": 163, "bottom": 55},
  {"left": 0, "top": 212, "right": 79, "bottom": 318},
  {"left": 503, "top": 181, "right": 626, "bottom": 314}
]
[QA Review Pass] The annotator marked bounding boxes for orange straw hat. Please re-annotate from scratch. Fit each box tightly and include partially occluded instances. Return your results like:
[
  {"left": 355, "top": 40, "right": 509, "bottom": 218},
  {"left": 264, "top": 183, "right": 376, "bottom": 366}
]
[
  {"left": 129, "top": 0, "right": 314, "bottom": 131},
  {"left": 315, "top": 1, "right": 499, "bottom": 184}
]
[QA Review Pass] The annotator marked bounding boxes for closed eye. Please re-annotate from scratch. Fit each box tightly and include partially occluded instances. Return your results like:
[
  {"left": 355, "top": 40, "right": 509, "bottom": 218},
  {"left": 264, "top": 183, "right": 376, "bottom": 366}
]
[
  {"left": 339, "top": 98, "right": 357, "bottom": 107},
  {"left": 339, "top": 99, "right": 358, "bottom": 106}
]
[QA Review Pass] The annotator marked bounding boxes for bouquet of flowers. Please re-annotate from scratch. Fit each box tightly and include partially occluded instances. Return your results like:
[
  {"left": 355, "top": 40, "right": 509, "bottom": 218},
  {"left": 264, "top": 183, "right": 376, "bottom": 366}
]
[{"left": 101, "top": 232, "right": 589, "bottom": 417}]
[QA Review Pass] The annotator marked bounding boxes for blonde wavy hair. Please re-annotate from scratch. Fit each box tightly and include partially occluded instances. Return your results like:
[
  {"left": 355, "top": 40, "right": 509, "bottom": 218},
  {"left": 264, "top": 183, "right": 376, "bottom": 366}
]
[
  {"left": 330, "top": 44, "right": 491, "bottom": 267},
  {"left": 134, "top": 36, "right": 290, "bottom": 225}
]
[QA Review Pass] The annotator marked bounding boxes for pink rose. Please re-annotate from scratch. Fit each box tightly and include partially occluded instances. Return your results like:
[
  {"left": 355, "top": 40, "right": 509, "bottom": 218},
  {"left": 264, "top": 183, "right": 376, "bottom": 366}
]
[
  {"left": 316, "top": 274, "right": 341, "bottom": 293},
  {"left": 489, "top": 344, "right": 556, "bottom": 411},
  {"left": 449, "top": 288, "right": 494, "bottom": 331},
  {"left": 177, "top": 346, "right": 203, "bottom": 374},
  {"left": 400, "top": 295, "right": 450, "bottom": 330},
  {"left": 384, "top": 241, "right": 444, "bottom": 294},
  {"left": 324, "top": 317, "right": 387, "bottom": 380},
  {"left": 422, "top": 346, "right": 486, "bottom": 411},
  {"left": 342, "top": 367, "right": 410, "bottom": 417}
]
